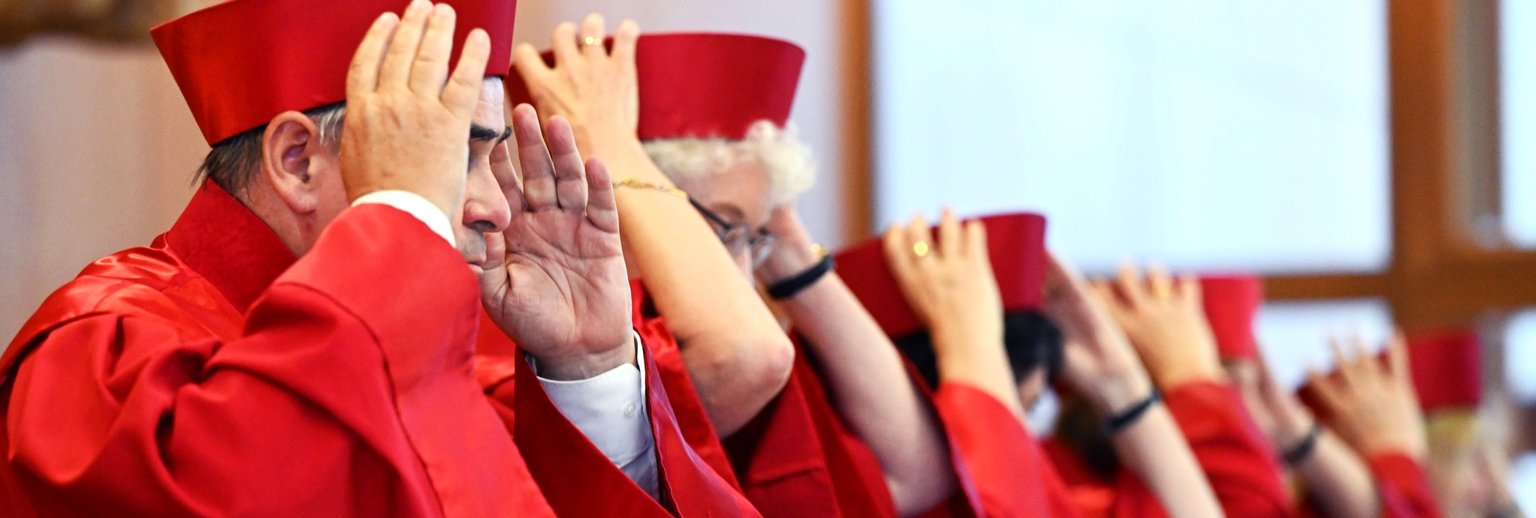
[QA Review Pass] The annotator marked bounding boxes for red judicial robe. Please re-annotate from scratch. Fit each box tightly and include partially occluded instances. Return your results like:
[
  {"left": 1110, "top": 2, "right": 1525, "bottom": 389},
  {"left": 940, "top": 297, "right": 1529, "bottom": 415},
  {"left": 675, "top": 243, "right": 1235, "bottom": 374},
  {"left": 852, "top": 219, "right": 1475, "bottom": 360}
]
[
  {"left": 474, "top": 311, "right": 762, "bottom": 517},
  {"left": 1285, "top": 451, "right": 1441, "bottom": 518},
  {"left": 929, "top": 383, "right": 1081, "bottom": 518},
  {"left": 1044, "top": 380, "right": 1292, "bottom": 518},
  {"left": 1370, "top": 452, "right": 1441, "bottom": 518},
  {"left": 722, "top": 340, "right": 900, "bottom": 518},
  {"left": 636, "top": 283, "right": 1076, "bottom": 517},
  {"left": 0, "top": 181, "right": 552, "bottom": 516}
]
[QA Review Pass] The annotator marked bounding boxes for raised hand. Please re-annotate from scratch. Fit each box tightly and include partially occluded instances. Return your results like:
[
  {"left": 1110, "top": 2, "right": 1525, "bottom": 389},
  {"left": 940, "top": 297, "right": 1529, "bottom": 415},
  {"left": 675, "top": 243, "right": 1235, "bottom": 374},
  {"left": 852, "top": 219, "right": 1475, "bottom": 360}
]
[
  {"left": 756, "top": 205, "right": 820, "bottom": 284},
  {"left": 1042, "top": 254, "right": 1156, "bottom": 415},
  {"left": 882, "top": 211, "right": 1021, "bottom": 412},
  {"left": 1232, "top": 353, "right": 1318, "bottom": 451},
  {"left": 511, "top": 13, "right": 640, "bottom": 157},
  {"left": 341, "top": 0, "right": 490, "bottom": 217},
  {"left": 1305, "top": 333, "right": 1429, "bottom": 460},
  {"left": 883, "top": 211, "right": 1003, "bottom": 354},
  {"left": 479, "top": 104, "right": 632, "bottom": 380},
  {"left": 1095, "top": 265, "right": 1225, "bottom": 388}
]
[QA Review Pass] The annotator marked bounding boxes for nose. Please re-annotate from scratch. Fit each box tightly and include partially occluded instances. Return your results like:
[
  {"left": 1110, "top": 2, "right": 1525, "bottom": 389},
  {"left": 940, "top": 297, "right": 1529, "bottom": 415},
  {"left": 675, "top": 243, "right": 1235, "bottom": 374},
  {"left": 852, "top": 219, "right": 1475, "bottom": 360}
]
[{"left": 463, "top": 160, "right": 512, "bottom": 234}]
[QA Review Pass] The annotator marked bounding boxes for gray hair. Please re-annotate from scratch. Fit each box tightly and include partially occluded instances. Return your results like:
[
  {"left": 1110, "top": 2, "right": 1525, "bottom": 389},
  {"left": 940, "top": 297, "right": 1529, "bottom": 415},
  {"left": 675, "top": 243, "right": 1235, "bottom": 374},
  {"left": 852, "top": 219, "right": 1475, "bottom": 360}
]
[
  {"left": 642, "top": 120, "right": 816, "bottom": 205},
  {"left": 196, "top": 103, "right": 347, "bottom": 195}
]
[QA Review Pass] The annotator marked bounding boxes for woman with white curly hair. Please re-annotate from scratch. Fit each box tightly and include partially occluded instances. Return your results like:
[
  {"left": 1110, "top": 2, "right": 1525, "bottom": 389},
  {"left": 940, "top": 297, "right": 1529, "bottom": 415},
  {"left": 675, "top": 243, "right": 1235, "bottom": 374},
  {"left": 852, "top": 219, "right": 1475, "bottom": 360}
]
[{"left": 512, "top": 21, "right": 973, "bottom": 516}]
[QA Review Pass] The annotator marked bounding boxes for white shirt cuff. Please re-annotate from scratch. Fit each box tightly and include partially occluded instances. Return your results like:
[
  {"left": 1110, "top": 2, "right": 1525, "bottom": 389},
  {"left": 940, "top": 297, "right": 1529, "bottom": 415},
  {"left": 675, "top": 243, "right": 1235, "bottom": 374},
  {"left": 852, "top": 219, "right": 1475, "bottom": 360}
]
[
  {"left": 351, "top": 190, "right": 456, "bottom": 247},
  {"left": 536, "top": 331, "right": 659, "bottom": 499}
]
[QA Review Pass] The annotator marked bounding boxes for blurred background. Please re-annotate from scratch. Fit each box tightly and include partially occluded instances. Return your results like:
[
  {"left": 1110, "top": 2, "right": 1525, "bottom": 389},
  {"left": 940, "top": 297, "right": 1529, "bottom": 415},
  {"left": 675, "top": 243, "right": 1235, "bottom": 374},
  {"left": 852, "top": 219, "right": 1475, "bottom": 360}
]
[{"left": 1, "top": 0, "right": 1532, "bottom": 507}]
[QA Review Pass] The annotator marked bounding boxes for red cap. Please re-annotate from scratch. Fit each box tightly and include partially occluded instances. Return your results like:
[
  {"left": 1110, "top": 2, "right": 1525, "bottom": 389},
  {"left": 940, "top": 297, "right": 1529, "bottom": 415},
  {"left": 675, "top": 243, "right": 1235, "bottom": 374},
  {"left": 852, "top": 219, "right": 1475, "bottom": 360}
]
[
  {"left": 152, "top": 0, "right": 517, "bottom": 145},
  {"left": 1406, "top": 329, "right": 1482, "bottom": 410},
  {"left": 506, "top": 32, "right": 805, "bottom": 140},
  {"left": 834, "top": 213, "right": 1047, "bottom": 337},
  {"left": 1199, "top": 275, "right": 1264, "bottom": 360}
]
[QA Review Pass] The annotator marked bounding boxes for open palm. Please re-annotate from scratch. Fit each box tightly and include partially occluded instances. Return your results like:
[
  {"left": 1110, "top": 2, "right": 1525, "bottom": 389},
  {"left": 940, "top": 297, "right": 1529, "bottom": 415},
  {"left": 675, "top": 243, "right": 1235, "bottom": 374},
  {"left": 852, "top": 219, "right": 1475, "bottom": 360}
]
[{"left": 480, "top": 105, "right": 630, "bottom": 367}]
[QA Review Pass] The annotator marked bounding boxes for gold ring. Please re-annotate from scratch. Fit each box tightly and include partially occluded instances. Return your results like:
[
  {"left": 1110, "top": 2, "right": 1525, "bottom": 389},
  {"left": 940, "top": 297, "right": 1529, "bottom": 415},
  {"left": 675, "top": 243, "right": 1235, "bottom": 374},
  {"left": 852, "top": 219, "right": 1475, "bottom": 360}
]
[
  {"left": 1151, "top": 283, "right": 1173, "bottom": 299},
  {"left": 912, "top": 241, "right": 931, "bottom": 258},
  {"left": 580, "top": 35, "right": 601, "bottom": 48}
]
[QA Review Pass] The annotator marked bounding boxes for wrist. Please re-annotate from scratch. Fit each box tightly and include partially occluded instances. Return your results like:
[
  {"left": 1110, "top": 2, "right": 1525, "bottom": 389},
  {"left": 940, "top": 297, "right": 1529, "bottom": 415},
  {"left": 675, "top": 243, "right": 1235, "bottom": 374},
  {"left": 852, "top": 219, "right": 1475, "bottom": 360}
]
[
  {"left": 530, "top": 338, "right": 637, "bottom": 381},
  {"left": 1270, "top": 412, "right": 1316, "bottom": 450},
  {"left": 760, "top": 238, "right": 822, "bottom": 282},
  {"left": 587, "top": 134, "right": 652, "bottom": 170},
  {"left": 1280, "top": 422, "right": 1323, "bottom": 465},
  {"left": 1089, "top": 369, "right": 1157, "bottom": 417}
]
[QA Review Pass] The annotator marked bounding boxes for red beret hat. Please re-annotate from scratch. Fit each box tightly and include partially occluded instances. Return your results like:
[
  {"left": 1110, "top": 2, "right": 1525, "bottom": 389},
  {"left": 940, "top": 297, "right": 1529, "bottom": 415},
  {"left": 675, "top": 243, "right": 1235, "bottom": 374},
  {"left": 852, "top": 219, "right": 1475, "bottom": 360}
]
[
  {"left": 152, "top": 0, "right": 517, "bottom": 145},
  {"left": 1199, "top": 275, "right": 1264, "bottom": 360},
  {"left": 834, "top": 213, "right": 1047, "bottom": 337},
  {"left": 506, "top": 32, "right": 805, "bottom": 141},
  {"left": 1406, "top": 329, "right": 1482, "bottom": 411}
]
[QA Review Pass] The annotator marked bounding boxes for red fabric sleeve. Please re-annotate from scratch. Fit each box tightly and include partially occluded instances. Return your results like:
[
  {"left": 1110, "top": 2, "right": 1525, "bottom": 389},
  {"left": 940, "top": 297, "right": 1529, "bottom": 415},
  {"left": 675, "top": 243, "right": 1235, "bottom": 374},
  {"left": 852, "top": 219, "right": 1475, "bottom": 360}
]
[
  {"left": 1369, "top": 452, "right": 1442, "bottom": 518},
  {"left": 4, "top": 206, "right": 550, "bottom": 517},
  {"left": 1163, "top": 381, "right": 1292, "bottom": 518},
  {"left": 931, "top": 383, "right": 1082, "bottom": 518}
]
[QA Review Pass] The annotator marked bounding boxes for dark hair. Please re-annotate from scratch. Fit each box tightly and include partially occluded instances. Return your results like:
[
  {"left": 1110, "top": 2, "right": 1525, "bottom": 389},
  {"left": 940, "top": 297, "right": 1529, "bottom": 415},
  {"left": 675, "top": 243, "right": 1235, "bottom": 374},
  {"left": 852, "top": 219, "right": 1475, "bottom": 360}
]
[
  {"left": 892, "top": 310, "right": 1066, "bottom": 390},
  {"left": 195, "top": 103, "right": 347, "bottom": 195}
]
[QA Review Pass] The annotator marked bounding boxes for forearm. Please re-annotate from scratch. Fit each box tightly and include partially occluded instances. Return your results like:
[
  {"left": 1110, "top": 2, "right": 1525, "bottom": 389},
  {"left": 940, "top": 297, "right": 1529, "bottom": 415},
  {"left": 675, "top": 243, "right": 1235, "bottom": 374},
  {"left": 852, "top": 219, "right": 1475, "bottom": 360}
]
[
  {"left": 1164, "top": 381, "right": 1294, "bottom": 517},
  {"left": 599, "top": 140, "right": 792, "bottom": 435},
  {"left": 931, "top": 324, "right": 1026, "bottom": 419},
  {"left": 1111, "top": 406, "right": 1225, "bottom": 518},
  {"left": 1293, "top": 432, "right": 1380, "bottom": 518},
  {"left": 781, "top": 273, "right": 955, "bottom": 514}
]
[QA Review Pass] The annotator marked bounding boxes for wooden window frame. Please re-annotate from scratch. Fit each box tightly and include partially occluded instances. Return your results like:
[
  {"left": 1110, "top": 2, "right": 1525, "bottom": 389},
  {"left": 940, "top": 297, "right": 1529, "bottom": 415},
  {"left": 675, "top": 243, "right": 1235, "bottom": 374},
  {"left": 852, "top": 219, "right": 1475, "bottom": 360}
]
[{"left": 845, "top": 0, "right": 1536, "bottom": 451}]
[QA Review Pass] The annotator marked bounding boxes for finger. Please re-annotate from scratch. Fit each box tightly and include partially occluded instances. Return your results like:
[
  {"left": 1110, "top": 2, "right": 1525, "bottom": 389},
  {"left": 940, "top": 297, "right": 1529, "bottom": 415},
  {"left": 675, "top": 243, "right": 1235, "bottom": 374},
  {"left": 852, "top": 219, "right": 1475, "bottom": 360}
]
[
  {"left": 938, "top": 208, "right": 962, "bottom": 259},
  {"left": 1045, "top": 252, "right": 1086, "bottom": 295},
  {"left": 1305, "top": 369, "right": 1345, "bottom": 414},
  {"left": 550, "top": 22, "right": 580, "bottom": 68},
  {"left": 347, "top": 12, "right": 401, "bottom": 97},
  {"left": 610, "top": 19, "right": 640, "bottom": 64},
  {"left": 578, "top": 13, "right": 607, "bottom": 58},
  {"left": 583, "top": 157, "right": 619, "bottom": 233},
  {"left": 512, "top": 104, "right": 558, "bottom": 210},
  {"left": 1328, "top": 334, "right": 1362, "bottom": 385},
  {"left": 490, "top": 141, "right": 525, "bottom": 215},
  {"left": 544, "top": 115, "right": 588, "bottom": 211},
  {"left": 441, "top": 29, "right": 490, "bottom": 118},
  {"left": 1385, "top": 329, "right": 1410, "bottom": 381},
  {"left": 1345, "top": 331, "right": 1377, "bottom": 381},
  {"left": 964, "top": 219, "right": 990, "bottom": 266},
  {"left": 1253, "top": 350, "right": 1281, "bottom": 394},
  {"left": 906, "top": 214, "right": 932, "bottom": 266},
  {"left": 1115, "top": 263, "right": 1148, "bottom": 308},
  {"left": 513, "top": 42, "right": 553, "bottom": 83},
  {"left": 409, "top": 3, "right": 456, "bottom": 96},
  {"left": 1146, "top": 262, "right": 1174, "bottom": 301},
  {"left": 378, "top": 0, "right": 433, "bottom": 90},
  {"left": 1092, "top": 281, "right": 1131, "bottom": 324},
  {"left": 1175, "top": 274, "right": 1201, "bottom": 306},
  {"left": 883, "top": 224, "right": 921, "bottom": 292}
]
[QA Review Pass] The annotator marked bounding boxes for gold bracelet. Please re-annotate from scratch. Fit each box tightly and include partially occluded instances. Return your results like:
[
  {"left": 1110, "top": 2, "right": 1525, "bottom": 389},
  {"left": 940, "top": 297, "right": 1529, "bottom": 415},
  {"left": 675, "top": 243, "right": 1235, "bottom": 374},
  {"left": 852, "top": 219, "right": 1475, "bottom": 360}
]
[{"left": 613, "top": 178, "right": 687, "bottom": 199}]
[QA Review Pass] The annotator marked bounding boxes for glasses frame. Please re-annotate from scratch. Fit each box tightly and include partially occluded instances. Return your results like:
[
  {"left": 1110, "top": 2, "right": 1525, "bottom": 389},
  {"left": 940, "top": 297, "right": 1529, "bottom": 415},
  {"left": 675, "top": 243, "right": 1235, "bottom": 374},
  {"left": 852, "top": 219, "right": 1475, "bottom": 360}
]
[{"left": 688, "top": 197, "right": 777, "bottom": 267}]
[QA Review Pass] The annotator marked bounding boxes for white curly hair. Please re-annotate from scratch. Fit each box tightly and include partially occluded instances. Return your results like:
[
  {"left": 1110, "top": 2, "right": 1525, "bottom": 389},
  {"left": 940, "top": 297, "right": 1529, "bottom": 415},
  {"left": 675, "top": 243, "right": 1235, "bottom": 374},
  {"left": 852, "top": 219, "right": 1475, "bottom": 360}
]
[{"left": 642, "top": 120, "right": 816, "bottom": 205}]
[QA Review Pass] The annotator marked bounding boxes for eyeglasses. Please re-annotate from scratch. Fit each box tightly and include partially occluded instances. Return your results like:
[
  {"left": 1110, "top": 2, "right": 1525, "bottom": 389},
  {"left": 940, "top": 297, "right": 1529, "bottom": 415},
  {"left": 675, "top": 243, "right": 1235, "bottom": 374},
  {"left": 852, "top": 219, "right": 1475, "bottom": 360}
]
[{"left": 689, "top": 197, "right": 776, "bottom": 267}]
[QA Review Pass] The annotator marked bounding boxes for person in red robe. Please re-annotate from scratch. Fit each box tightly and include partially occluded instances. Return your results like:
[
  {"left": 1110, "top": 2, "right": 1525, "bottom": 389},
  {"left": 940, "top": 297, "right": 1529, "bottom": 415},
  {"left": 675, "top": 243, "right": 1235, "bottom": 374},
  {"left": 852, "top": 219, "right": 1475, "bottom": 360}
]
[
  {"left": 508, "top": 24, "right": 972, "bottom": 516},
  {"left": 1203, "top": 274, "right": 1429, "bottom": 518},
  {"left": 1035, "top": 265, "right": 1294, "bottom": 517},
  {"left": 843, "top": 214, "right": 1259, "bottom": 517},
  {"left": 1396, "top": 330, "right": 1523, "bottom": 517},
  {"left": 1299, "top": 331, "right": 1454, "bottom": 518},
  {"left": 841, "top": 212, "right": 1084, "bottom": 517},
  {"left": 1, "top": 1, "right": 750, "bottom": 515}
]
